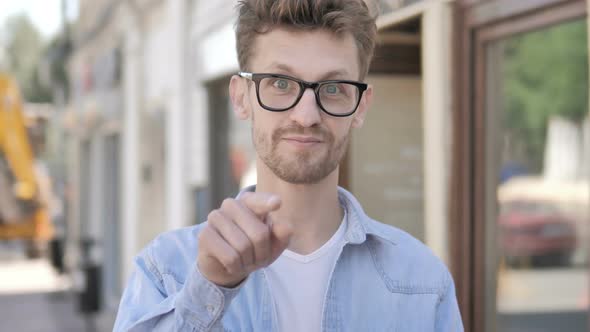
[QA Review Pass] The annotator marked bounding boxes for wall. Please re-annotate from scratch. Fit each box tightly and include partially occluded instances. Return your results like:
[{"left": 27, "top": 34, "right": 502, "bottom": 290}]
[{"left": 351, "top": 75, "right": 425, "bottom": 240}]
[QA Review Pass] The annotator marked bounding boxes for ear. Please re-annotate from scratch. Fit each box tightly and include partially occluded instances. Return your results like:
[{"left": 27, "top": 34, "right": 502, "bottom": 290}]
[
  {"left": 229, "top": 75, "right": 250, "bottom": 120},
  {"left": 351, "top": 84, "right": 373, "bottom": 128}
]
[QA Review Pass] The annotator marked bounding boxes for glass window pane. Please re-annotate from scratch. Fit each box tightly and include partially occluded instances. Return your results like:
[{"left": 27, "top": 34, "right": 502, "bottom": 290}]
[{"left": 486, "top": 19, "right": 589, "bottom": 332}]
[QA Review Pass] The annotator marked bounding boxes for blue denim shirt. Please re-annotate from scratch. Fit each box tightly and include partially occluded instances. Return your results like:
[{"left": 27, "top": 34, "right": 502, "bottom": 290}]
[{"left": 114, "top": 187, "right": 464, "bottom": 331}]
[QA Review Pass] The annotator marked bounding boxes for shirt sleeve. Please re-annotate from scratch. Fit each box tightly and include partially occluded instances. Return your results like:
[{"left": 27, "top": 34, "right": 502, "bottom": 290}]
[
  {"left": 434, "top": 272, "right": 465, "bottom": 332},
  {"left": 113, "top": 244, "right": 244, "bottom": 332}
]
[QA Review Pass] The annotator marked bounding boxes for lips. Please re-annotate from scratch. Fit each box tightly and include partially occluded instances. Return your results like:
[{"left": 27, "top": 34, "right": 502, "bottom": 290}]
[
  {"left": 282, "top": 136, "right": 322, "bottom": 143},
  {"left": 281, "top": 136, "right": 324, "bottom": 149}
]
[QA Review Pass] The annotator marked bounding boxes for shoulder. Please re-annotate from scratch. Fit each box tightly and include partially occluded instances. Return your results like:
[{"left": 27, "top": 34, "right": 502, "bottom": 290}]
[
  {"left": 363, "top": 218, "right": 453, "bottom": 296},
  {"left": 338, "top": 187, "right": 453, "bottom": 295}
]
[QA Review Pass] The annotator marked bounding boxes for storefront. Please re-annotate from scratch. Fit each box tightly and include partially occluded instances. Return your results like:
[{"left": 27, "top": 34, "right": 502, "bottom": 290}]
[
  {"left": 189, "top": 2, "right": 589, "bottom": 330},
  {"left": 451, "top": 0, "right": 590, "bottom": 331},
  {"left": 348, "top": 0, "right": 455, "bottom": 269}
]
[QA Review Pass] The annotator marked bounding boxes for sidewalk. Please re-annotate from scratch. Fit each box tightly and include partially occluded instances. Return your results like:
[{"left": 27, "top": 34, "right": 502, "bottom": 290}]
[
  {"left": 0, "top": 248, "right": 116, "bottom": 332},
  {"left": 0, "top": 257, "right": 71, "bottom": 295},
  {"left": 0, "top": 291, "right": 116, "bottom": 332}
]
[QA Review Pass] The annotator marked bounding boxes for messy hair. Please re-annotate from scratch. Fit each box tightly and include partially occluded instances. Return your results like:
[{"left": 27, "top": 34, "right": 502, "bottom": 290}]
[{"left": 235, "top": 0, "right": 377, "bottom": 80}]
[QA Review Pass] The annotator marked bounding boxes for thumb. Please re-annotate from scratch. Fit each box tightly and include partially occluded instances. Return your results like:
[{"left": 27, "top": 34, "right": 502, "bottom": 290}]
[{"left": 268, "top": 217, "right": 293, "bottom": 262}]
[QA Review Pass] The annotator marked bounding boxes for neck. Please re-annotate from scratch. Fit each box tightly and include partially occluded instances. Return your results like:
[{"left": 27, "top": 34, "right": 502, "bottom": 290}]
[{"left": 255, "top": 158, "right": 344, "bottom": 255}]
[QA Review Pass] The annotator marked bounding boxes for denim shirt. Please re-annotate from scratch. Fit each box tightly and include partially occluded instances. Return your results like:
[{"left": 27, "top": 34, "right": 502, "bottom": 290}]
[{"left": 114, "top": 187, "right": 464, "bottom": 331}]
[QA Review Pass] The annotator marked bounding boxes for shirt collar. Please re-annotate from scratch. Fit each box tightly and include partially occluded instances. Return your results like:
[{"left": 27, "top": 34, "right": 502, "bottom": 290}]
[{"left": 236, "top": 185, "right": 394, "bottom": 246}]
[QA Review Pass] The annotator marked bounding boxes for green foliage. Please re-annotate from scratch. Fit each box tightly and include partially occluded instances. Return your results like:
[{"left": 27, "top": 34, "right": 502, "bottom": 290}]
[
  {"left": 502, "top": 19, "right": 589, "bottom": 168},
  {"left": 44, "top": 33, "right": 72, "bottom": 101},
  {"left": 1, "top": 14, "right": 52, "bottom": 102}
]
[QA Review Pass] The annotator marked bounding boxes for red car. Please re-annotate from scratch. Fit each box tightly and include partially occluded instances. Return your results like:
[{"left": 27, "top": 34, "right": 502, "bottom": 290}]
[{"left": 498, "top": 200, "right": 577, "bottom": 267}]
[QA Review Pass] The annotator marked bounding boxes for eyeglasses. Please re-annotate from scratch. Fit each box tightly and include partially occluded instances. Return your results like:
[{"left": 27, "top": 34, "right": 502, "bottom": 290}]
[{"left": 238, "top": 72, "right": 367, "bottom": 117}]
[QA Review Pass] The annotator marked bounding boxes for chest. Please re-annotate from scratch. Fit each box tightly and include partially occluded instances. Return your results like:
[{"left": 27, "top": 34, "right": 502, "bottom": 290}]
[
  {"left": 221, "top": 257, "right": 441, "bottom": 332},
  {"left": 264, "top": 248, "right": 341, "bottom": 332}
]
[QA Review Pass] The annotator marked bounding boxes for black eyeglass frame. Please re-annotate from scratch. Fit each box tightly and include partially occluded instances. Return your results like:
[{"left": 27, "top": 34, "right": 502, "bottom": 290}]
[{"left": 238, "top": 72, "right": 368, "bottom": 117}]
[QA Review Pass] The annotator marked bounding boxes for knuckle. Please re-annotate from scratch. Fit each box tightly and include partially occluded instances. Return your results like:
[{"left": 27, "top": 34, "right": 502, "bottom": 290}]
[
  {"left": 221, "top": 198, "right": 235, "bottom": 211},
  {"left": 235, "top": 238, "right": 252, "bottom": 256},
  {"left": 207, "top": 209, "right": 221, "bottom": 222},
  {"left": 225, "top": 251, "right": 241, "bottom": 270},
  {"left": 251, "top": 228, "right": 270, "bottom": 245}
]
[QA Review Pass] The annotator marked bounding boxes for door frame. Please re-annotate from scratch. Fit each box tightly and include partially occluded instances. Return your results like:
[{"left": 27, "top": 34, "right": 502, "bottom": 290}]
[{"left": 450, "top": 0, "right": 588, "bottom": 331}]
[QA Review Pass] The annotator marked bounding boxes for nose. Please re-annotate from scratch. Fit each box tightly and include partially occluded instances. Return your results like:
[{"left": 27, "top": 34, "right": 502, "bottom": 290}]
[{"left": 289, "top": 88, "right": 322, "bottom": 128}]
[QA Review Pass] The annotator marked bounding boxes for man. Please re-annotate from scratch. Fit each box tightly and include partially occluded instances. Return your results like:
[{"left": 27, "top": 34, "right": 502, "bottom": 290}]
[{"left": 114, "top": 0, "right": 464, "bottom": 331}]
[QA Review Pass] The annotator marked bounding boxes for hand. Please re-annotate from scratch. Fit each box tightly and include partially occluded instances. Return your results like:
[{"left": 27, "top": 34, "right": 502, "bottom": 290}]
[{"left": 197, "top": 192, "right": 293, "bottom": 288}]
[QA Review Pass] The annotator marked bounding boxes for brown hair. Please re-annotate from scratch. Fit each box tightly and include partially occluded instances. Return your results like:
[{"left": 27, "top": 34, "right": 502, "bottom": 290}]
[{"left": 235, "top": 0, "right": 377, "bottom": 80}]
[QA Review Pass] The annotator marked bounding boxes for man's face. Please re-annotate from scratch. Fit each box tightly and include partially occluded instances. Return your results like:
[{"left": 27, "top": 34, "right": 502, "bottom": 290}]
[{"left": 231, "top": 28, "right": 372, "bottom": 184}]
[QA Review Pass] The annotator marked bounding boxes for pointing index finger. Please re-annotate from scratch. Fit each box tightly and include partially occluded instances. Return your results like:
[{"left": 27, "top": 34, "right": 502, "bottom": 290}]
[{"left": 238, "top": 192, "right": 281, "bottom": 218}]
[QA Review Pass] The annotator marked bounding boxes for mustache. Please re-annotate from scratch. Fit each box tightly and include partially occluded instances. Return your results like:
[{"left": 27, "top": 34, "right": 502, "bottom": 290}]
[{"left": 272, "top": 124, "right": 332, "bottom": 142}]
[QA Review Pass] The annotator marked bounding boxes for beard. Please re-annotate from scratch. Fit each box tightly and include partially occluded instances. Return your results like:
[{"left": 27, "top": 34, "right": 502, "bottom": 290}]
[{"left": 252, "top": 115, "right": 350, "bottom": 185}]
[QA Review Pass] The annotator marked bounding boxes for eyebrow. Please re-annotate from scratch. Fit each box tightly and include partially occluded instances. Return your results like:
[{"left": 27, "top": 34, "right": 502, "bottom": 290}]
[{"left": 267, "top": 62, "right": 352, "bottom": 81}]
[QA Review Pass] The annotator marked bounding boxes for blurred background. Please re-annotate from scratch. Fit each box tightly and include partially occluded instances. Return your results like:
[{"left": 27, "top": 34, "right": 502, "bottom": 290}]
[{"left": 0, "top": 0, "right": 588, "bottom": 331}]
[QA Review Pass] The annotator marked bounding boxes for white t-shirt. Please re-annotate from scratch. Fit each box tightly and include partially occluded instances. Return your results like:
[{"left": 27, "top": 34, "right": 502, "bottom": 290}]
[{"left": 264, "top": 210, "right": 347, "bottom": 332}]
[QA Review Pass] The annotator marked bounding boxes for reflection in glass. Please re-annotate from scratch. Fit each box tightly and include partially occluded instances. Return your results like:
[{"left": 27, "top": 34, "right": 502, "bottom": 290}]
[{"left": 487, "top": 19, "right": 589, "bottom": 331}]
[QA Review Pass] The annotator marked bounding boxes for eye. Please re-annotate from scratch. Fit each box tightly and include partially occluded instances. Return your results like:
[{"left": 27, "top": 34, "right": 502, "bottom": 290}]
[
  {"left": 323, "top": 84, "right": 341, "bottom": 95},
  {"left": 273, "top": 79, "right": 290, "bottom": 90}
]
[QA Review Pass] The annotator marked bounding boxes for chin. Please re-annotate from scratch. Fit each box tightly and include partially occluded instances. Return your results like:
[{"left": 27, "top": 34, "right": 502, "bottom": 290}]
[
  {"left": 276, "top": 172, "right": 328, "bottom": 185},
  {"left": 273, "top": 159, "right": 338, "bottom": 185}
]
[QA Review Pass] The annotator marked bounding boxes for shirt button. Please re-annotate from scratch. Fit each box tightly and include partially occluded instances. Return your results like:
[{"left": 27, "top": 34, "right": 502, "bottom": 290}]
[{"left": 206, "top": 304, "right": 215, "bottom": 315}]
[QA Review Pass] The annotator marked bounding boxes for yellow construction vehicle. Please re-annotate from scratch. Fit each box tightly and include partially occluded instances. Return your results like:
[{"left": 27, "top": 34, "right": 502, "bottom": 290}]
[{"left": 0, "top": 72, "right": 54, "bottom": 257}]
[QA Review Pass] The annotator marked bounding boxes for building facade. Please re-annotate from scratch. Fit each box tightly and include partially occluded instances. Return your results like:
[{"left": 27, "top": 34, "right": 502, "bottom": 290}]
[
  {"left": 67, "top": 0, "right": 193, "bottom": 312},
  {"left": 65, "top": 0, "right": 590, "bottom": 330}
]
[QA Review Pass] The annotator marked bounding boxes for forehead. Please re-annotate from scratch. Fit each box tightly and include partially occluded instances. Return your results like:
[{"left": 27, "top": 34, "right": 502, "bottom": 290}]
[{"left": 248, "top": 28, "right": 360, "bottom": 81}]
